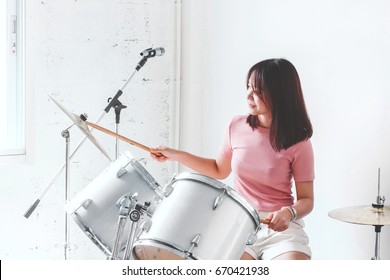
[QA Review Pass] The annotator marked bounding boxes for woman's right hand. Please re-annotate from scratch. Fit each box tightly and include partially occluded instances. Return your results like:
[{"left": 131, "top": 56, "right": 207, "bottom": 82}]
[{"left": 150, "top": 146, "right": 177, "bottom": 162}]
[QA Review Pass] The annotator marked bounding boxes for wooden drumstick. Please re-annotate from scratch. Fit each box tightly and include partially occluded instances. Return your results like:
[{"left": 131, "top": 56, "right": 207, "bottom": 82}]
[{"left": 85, "top": 121, "right": 161, "bottom": 156}]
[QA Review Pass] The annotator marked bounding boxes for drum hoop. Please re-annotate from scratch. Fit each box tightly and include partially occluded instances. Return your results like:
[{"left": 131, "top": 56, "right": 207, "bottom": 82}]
[
  {"left": 172, "top": 172, "right": 260, "bottom": 227},
  {"left": 130, "top": 158, "right": 164, "bottom": 199},
  {"left": 133, "top": 238, "right": 197, "bottom": 260},
  {"left": 121, "top": 151, "right": 164, "bottom": 199}
]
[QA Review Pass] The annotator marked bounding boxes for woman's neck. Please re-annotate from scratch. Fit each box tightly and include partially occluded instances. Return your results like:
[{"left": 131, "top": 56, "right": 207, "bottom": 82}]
[{"left": 258, "top": 115, "right": 271, "bottom": 128}]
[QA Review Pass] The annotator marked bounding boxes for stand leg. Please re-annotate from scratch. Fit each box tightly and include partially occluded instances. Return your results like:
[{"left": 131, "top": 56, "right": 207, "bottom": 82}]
[
  {"left": 110, "top": 193, "right": 136, "bottom": 260},
  {"left": 115, "top": 123, "right": 119, "bottom": 160},
  {"left": 111, "top": 216, "right": 129, "bottom": 260},
  {"left": 123, "top": 209, "right": 141, "bottom": 260},
  {"left": 114, "top": 103, "right": 127, "bottom": 160},
  {"left": 371, "top": 225, "right": 383, "bottom": 260},
  {"left": 61, "top": 128, "right": 72, "bottom": 260}
]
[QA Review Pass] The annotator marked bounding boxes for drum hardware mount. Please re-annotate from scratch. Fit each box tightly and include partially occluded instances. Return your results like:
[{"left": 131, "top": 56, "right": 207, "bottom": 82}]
[
  {"left": 184, "top": 234, "right": 201, "bottom": 260},
  {"left": 69, "top": 199, "right": 92, "bottom": 213},
  {"left": 213, "top": 189, "right": 227, "bottom": 210},
  {"left": 115, "top": 158, "right": 142, "bottom": 178},
  {"left": 247, "top": 225, "right": 262, "bottom": 245},
  {"left": 115, "top": 160, "right": 164, "bottom": 200},
  {"left": 372, "top": 168, "right": 385, "bottom": 209},
  {"left": 116, "top": 167, "right": 127, "bottom": 178},
  {"left": 163, "top": 184, "right": 174, "bottom": 197},
  {"left": 81, "top": 199, "right": 92, "bottom": 209},
  {"left": 136, "top": 220, "right": 152, "bottom": 237},
  {"left": 162, "top": 174, "right": 177, "bottom": 197},
  {"left": 111, "top": 193, "right": 138, "bottom": 260},
  {"left": 131, "top": 159, "right": 165, "bottom": 198},
  {"left": 123, "top": 202, "right": 151, "bottom": 260},
  {"left": 246, "top": 233, "right": 257, "bottom": 245},
  {"left": 111, "top": 192, "right": 151, "bottom": 260},
  {"left": 115, "top": 159, "right": 142, "bottom": 178}
]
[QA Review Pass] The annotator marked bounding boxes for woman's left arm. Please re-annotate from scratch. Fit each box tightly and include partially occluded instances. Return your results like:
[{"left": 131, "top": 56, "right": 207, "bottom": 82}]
[
  {"left": 267, "top": 181, "right": 313, "bottom": 231},
  {"left": 293, "top": 181, "right": 314, "bottom": 220}
]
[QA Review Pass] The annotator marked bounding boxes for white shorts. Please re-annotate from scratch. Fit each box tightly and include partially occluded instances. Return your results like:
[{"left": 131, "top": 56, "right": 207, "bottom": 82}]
[{"left": 245, "top": 212, "right": 312, "bottom": 260}]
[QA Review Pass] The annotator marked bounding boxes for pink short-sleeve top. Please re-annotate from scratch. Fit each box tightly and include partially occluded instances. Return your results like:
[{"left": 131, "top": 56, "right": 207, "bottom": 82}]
[{"left": 218, "top": 115, "right": 314, "bottom": 212}]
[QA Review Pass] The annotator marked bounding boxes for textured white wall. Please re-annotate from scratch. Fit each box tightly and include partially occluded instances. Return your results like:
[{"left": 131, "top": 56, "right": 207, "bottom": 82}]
[
  {"left": 180, "top": 0, "right": 390, "bottom": 260},
  {"left": 0, "top": 0, "right": 178, "bottom": 259}
]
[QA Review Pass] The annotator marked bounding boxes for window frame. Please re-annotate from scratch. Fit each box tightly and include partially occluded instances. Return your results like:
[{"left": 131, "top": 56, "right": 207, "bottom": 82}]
[{"left": 0, "top": 0, "right": 26, "bottom": 158}]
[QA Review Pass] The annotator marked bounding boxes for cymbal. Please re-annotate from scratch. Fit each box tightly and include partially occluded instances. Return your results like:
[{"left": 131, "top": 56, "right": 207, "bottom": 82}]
[
  {"left": 328, "top": 205, "right": 390, "bottom": 226},
  {"left": 49, "top": 95, "right": 112, "bottom": 161}
]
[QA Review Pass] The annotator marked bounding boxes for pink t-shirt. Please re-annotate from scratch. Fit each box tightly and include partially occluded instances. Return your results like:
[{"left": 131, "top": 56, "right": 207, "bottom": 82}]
[{"left": 219, "top": 115, "right": 314, "bottom": 212}]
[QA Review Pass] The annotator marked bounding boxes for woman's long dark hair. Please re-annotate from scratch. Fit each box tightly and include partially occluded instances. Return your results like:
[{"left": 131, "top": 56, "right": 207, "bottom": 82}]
[{"left": 246, "top": 58, "right": 313, "bottom": 151}]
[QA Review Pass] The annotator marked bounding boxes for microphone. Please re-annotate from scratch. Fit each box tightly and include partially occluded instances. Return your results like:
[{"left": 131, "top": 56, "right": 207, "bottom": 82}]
[
  {"left": 140, "top": 47, "right": 165, "bottom": 58},
  {"left": 135, "top": 47, "right": 165, "bottom": 71}
]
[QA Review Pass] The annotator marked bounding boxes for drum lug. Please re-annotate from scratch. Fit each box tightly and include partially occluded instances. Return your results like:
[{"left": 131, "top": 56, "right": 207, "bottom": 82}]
[
  {"left": 163, "top": 184, "right": 174, "bottom": 197},
  {"left": 163, "top": 174, "right": 177, "bottom": 197},
  {"left": 116, "top": 167, "right": 127, "bottom": 178},
  {"left": 138, "top": 220, "right": 152, "bottom": 235},
  {"left": 116, "top": 192, "right": 138, "bottom": 209},
  {"left": 246, "top": 233, "right": 257, "bottom": 245},
  {"left": 81, "top": 199, "right": 92, "bottom": 209},
  {"left": 186, "top": 234, "right": 201, "bottom": 258},
  {"left": 213, "top": 189, "right": 227, "bottom": 210},
  {"left": 246, "top": 225, "right": 261, "bottom": 245}
]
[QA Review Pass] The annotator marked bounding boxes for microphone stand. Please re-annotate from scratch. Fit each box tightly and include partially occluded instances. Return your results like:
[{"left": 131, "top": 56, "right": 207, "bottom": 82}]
[
  {"left": 114, "top": 103, "right": 127, "bottom": 159},
  {"left": 103, "top": 56, "right": 147, "bottom": 159},
  {"left": 61, "top": 124, "right": 74, "bottom": 260},
  {"left": 24, "top": 55, "right": 151, "bottom": 219}
]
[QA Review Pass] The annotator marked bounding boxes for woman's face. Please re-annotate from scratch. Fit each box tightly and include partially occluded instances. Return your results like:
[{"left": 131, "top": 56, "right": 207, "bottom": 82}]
[{"left": 246, "top": 73, "right": 269, "bottom": 117}]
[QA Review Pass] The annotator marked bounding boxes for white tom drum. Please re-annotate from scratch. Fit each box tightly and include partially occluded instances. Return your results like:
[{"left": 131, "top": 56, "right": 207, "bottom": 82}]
[
  {"left": 133, "top": 172, "right": 260, "bottom": 260},
  {"left": 65, "top": 150, "right": 163, "bottom": 257}
]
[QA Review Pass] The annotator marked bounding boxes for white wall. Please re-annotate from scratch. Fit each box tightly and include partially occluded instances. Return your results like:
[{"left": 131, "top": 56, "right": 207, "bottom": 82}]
[
  {"left": 0, "top": 0, "right": 178, "bottom": 259},
  {"left": 180, "top": 0, "right": 390, "bottom": 260}
]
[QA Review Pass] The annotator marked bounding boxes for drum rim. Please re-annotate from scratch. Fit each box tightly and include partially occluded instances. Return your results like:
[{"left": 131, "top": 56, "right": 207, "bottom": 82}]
[
  {"left": 123, "top": 151, "right": 165, "bottom": 200},
  {"left": 172, "top": 172, "right": 260, "bottom": 227},
  {"left": 133, "top": 238, "right": 197, "bottom": 260}
]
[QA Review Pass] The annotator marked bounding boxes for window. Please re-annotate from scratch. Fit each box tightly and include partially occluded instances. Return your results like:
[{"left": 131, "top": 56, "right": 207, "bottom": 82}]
[{"left": 0, "top": 0, "right": 25, "bottom": 156}]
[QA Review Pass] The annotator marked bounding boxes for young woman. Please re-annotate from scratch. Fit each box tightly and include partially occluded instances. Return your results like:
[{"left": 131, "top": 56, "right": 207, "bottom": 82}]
[{"left": 151, "top": 58, "right": 314, "bottom": 260}]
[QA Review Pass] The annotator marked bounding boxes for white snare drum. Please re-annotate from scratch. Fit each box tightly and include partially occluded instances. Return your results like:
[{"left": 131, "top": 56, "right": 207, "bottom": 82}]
[
  {"left": 66, "top": 151, "right": 163, "bottom": 256},
  {"left": 133, "top": 172, "right": 260, "bottom": 260}
]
